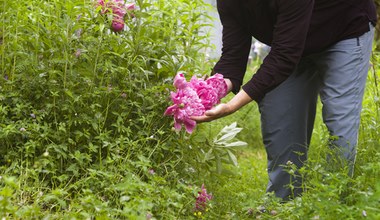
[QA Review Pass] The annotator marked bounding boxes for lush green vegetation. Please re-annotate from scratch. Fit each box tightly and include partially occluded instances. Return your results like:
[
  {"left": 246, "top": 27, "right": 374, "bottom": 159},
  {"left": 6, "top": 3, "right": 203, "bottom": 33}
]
[{"left": 1, "top": 0, "right": 379, "bottom": 219}]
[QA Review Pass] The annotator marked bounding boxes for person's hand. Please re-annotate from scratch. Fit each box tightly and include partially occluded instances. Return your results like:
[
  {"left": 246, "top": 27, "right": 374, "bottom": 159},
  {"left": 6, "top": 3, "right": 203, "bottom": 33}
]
[
  {"left": 192, "top": 89, "right": 254, "bottom": 123},
  {"left": 191, "top": 103, "right": 233, "bottom": 123}
]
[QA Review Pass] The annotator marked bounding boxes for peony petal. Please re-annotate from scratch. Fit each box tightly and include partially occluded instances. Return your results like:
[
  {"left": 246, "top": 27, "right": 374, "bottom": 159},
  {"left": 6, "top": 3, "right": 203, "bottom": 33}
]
[
  {"left": 173, "top": 72, "right": 187, "bottom": 89},
  {"left": 164, "top": 105, "right": 176, "bottom": 115},
  {"left": 184, "top": 119, "right": 196, "bottom": 133},
  {"left": 174, "top": 120, "right": 182, "bottom": 131}
]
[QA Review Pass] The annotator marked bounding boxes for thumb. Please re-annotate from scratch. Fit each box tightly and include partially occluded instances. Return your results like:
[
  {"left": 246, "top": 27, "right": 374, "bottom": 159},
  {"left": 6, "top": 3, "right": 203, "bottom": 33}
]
[{"left": 204, "top": 109, "right": 217, "bottom": 116}]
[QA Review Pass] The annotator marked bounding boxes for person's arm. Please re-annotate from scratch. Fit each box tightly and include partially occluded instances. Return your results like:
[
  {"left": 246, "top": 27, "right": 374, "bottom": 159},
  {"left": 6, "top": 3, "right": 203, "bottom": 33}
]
[
  {"left": 213, "top": 0, "right": 252, "bottom": 95},
  {"left": 193, "top": 0, "right": 314, "bottom": 123},
  {"left": 242, "top": 0, "right": 314, "bottom": 102},
  {"left": 191, "top": 1, "right": 251, "bottom": 123}
]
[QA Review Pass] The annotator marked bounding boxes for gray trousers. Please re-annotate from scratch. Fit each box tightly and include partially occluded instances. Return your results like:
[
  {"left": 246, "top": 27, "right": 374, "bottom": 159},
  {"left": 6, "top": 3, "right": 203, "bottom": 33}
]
[{"left": 259, "top": 24, "right": 375, "bottom": 200}]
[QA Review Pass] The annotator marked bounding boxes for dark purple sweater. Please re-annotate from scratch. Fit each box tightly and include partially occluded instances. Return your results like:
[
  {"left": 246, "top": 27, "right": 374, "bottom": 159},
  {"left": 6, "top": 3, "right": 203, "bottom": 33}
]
[{"left": 213, "top": 0, "right": 377, "bottom": 102}]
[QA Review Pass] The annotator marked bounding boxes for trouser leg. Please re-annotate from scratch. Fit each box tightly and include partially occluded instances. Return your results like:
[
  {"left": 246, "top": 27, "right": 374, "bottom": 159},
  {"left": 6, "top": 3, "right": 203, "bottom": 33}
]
[
  {"left": 317, "top": 24, "right": 375, "bottom": 176},
  {"left": 259, "top": 58, "right": 320, "bottom": 200}
]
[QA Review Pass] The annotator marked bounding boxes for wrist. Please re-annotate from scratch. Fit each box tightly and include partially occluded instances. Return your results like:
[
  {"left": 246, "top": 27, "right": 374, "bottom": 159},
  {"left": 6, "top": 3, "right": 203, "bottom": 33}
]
[
  {"left": 224, "top": 78, "right": 233, "bottom": 93},
  {"left": 225, "top": 102, "right": 236, "bottom": 115},
  {"left": 227, "top": 90, "right": 253, "bottom": 113}
]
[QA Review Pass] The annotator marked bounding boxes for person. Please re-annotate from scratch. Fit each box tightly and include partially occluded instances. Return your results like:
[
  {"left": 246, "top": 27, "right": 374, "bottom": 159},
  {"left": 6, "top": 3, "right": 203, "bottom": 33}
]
[{"left": 192, "top": 0, "right": 377, "bottom": 201}]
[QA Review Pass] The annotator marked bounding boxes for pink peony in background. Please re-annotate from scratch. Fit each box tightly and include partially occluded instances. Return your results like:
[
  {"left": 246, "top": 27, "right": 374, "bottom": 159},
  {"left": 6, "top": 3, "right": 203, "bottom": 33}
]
[
  {"left": 96, "top": 0, "right": 135, "bottom": 32},
  {"left": 164, "top": 72, "right": 227, "bottom": 133},
  {"left": 111, "top": 19, "right": 125, "bottom": 32}
]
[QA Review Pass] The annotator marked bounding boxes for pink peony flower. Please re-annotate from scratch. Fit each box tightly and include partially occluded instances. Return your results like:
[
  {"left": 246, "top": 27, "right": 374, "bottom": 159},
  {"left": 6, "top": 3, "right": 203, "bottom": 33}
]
[
  {"left": 112, "top": 19, "right": 125, "bottom": 32},
  {"left": 125, "top": 3, "right": 136, "bottom": 18},
  {"left": 164, "top": 87, "right": 205, "bottom": 133},
  {"left": 96, "top": 0, "right": 136, "bottom": 31},
  {"left": 97, "top": 0, "right": 105, "bottom": 6},
  {"left": 125, "top": 3, "right": 135, "bottom": 10},
  {"left": 206, "top": 74, "right": 228, "bottom": 99},
  {"left": 96, "top": 0, "right": 108, "bottom": 14},
  {"left": 190, "top": 76, "right": 218, "bottom": 110},
  {"left": 111, "top": 0, "right": 127, "bottom": 17},
  {"left": 173, "top": 72, "right": 187, "bottom": 90},
  {"left": 165, "top": 72, "right": 227, "bottom": 133}
]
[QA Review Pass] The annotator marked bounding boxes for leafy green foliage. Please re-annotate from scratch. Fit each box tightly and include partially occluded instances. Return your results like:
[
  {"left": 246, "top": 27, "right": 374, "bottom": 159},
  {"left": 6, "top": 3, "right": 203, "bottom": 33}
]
[
  {"left": 186, "top": 122, "right": 247, "bottom": 176},
  {"left": 0, "top": 0, "right": 215, "bottom": 218}
]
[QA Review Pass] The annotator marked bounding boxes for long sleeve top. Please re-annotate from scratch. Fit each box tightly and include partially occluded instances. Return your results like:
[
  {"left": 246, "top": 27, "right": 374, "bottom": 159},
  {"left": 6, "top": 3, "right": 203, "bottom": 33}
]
[{"left": 213, "top": 0, "right": 377, "bottom": 102}]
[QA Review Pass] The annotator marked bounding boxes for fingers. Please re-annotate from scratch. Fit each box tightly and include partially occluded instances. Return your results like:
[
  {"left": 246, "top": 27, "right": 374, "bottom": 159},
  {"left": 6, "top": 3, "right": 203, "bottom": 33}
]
[
  {"left": 190, "top": 90, "right": 251, "bottom": 124},
  {"left": 190, "top": 115, "right": 213, "bottom": 123},
  {"left": 191, "top": 104, "right": 229, "bottom": 123},
  {"left": 191, "top": 110, "right": 216, "bottom": 123}
]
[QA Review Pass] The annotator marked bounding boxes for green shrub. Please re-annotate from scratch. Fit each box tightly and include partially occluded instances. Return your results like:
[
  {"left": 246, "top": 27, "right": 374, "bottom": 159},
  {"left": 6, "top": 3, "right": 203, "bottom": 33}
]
[{"left": 0, "top": 0, "right": 218, "bottom": 218}]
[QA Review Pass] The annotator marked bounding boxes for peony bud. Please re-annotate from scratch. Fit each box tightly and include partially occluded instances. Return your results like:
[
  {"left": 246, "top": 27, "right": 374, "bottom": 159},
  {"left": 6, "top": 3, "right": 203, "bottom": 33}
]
[{"left": 112, "top": 20, "right": 125, "bottom": 32}]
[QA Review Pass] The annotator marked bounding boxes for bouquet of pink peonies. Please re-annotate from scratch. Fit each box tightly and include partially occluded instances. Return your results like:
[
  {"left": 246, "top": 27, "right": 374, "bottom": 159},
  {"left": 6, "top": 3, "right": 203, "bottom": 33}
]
[
  {"left": 164, "top": 72, "right": 227, "bottom": 133},
  {"left": 96, "top": 0, "right": 135, "bottom": 32}
]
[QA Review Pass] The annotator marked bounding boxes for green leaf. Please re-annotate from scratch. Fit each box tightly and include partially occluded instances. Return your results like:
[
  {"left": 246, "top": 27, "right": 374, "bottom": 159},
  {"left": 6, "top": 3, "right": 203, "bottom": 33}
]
[
  {"left": 204, "top": 148, "right": 214, "bottom": 162},
  {"left": 227, "top": 150, "right": 238, "bottom": 166},
  {"left": 214, "top": 122, "right": 244, "bottom": 143},
  {"left": 222, "top": 141, "right": 248, "bottom": 147},
  {"left": 215, "top": 129, "right": 242, "bottom": 143}
]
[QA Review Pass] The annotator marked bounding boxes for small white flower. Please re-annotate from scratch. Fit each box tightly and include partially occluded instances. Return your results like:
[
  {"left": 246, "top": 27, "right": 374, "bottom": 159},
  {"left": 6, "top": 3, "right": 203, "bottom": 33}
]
[
  {"left": 20, "top": 127, "right": 26, "bottom": 132},
  {"left": 43, "top": 151, "right": 49, "bottom": 157}
]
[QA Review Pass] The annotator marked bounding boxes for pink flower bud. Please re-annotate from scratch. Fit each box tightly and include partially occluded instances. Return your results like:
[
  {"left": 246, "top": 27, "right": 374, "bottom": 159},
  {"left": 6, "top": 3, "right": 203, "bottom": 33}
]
[
  {"left": 112, "top": 20, "right": 125, "bottom": 32},
  {"left": 126, "top": 3, "right": 135, "bottom": 11},
  {"left": 126, "top": 3, "right": 136, "bottom": 17}
]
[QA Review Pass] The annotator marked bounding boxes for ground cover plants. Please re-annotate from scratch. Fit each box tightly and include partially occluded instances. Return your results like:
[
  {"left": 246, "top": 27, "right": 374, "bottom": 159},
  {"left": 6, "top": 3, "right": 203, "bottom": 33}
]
[{"left": 1, "top": 0, "right": 380, "bottom": 219}]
